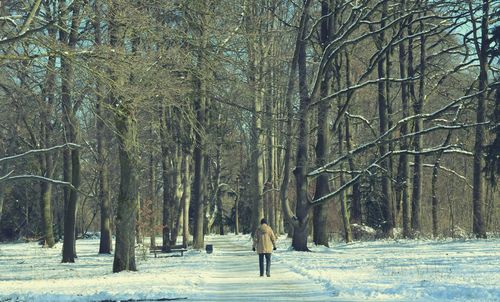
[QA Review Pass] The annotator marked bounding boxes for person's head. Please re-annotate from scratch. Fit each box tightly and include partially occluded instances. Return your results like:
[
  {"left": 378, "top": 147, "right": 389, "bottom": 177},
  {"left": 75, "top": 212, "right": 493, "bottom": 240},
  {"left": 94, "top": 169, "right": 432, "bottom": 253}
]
[{"left": 260, "top": 218, "right": 267, "bottom": 225}]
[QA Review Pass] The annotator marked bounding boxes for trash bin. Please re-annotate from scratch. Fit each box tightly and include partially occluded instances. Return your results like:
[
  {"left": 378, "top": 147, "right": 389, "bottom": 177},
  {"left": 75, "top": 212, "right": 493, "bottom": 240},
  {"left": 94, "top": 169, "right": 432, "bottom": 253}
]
[{"left": 206, "top": 244, "right": 213, "bottom": 254}]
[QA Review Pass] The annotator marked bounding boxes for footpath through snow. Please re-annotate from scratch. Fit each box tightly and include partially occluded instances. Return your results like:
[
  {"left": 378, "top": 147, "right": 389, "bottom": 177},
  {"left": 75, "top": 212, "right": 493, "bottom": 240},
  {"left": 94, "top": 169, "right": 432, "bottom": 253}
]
[{"left": 0, "top": 234, "right": 499, "bottom": 301}]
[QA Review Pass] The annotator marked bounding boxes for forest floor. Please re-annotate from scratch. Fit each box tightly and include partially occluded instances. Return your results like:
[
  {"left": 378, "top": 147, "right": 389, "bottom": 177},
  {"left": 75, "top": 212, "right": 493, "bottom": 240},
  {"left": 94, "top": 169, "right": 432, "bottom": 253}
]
[{"left": 0, "top": 234, "right": 499, "bottom": 301}]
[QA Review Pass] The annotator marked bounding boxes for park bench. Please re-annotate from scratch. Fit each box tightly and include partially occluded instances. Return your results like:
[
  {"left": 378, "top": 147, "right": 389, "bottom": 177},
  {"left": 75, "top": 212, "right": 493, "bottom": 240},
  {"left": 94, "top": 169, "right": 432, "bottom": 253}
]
[{"left": 150, "top": 245, "right": 188, "bottom": 258}]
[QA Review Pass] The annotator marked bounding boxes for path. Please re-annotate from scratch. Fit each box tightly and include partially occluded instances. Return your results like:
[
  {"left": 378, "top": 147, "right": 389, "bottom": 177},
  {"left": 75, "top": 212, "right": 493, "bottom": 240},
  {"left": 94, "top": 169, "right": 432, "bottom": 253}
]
[{"left": 188, "top": 235, "right": 334, "bottom": 301}]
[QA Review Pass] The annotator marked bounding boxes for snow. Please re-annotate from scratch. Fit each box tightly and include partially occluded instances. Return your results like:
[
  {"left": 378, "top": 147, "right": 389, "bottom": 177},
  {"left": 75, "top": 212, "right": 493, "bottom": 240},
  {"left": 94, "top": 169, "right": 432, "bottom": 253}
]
[{"left": 0, "top": 235, "right": 499, "bottom": 301}]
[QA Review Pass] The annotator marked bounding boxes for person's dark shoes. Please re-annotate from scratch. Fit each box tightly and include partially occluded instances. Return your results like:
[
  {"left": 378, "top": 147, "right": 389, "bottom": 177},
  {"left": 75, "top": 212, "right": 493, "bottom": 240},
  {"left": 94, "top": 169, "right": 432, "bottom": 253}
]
[
  {"left": 260, "top": 274, "right": 264, "bottom": 277},
  {"left": 267, "top": 273, "right": 270, "bottom": 277}
]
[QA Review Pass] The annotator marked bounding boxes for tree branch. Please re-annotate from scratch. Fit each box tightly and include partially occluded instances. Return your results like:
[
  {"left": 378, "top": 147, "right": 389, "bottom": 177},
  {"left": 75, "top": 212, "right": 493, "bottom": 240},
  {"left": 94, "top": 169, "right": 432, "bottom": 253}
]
[
  {"left": 0, "top": 143, "right": 81, "bottom": 164},
  {"left": 2, "top": 175, "right": 75, "bottom": 189}
]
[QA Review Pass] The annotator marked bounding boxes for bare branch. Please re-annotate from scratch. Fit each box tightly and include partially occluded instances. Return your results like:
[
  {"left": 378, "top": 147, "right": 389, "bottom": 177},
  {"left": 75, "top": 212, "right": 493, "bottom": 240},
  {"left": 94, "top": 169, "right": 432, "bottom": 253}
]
[
  {"left": 0, "top": 143, "right": 81, "bottom": 164},
  {"left": 345, "top": 112, "right": 377, "bottom": 137},
  {"left": 0, "top": 170, "right": 14, "bottom": 182},
  {"left": 2, "top": 175, "right": 75, "bottom": 189},
  {"left": 420, "top": 163, "right": 473, "bottom": 188}
]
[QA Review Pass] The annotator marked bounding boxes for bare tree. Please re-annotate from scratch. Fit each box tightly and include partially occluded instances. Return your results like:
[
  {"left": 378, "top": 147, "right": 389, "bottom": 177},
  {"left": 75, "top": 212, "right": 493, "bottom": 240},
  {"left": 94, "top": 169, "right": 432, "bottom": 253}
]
[
  {"left": 59, "top": 0, "right": 85, "bottom": 263},
  {"left": 469, "top": 0, "right": 489, "bottom": 239},
  {"left": 109, "top": 1, "right": 138, "bottom": 272}
]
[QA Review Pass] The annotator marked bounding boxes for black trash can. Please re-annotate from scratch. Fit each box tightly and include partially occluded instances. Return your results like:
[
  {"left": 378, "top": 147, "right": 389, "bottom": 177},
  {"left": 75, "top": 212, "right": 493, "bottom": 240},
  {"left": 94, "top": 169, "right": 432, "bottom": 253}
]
[{"left": 206, "top": 244, "right": 213, "bottom": 254}]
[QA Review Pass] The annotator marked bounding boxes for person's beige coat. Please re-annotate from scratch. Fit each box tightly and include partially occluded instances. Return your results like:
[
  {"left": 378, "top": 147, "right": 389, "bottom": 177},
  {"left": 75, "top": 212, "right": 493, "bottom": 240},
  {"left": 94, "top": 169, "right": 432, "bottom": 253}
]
[{"left": 253, "top": 223, "right": 277, "bottom": 254}]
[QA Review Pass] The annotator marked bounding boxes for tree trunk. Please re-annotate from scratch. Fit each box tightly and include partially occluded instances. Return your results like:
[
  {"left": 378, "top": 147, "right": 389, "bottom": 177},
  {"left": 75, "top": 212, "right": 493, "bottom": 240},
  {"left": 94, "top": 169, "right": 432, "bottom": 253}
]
[
  {"left": 345, "top": 115, "right": 362, "bottom": 225},
  {"left": 312, "top": 102, "right": 330, "bottom": 247},
  {"left": 136, "top": 192, "right": 142, "bottom": 245},
  {"left": 279, "top": 0, "right": 312, "bottom": 248},
  {"left": 110, "top": 0, "right": 138, "bottom": 272},
  {"left": 292, "top": 2, "right": 312, "bottom": 251},
  {"left": 471, "top": 0, "right": 488, "bottom": 239},
  {"left": 376, "top": 0, "right": 393, "bottom": 238},
  {"left": 39, "top": 20, "right": 57, "bottom": 248},
  {"left": 113, "top": 111, "right": 138, "bottom": 272},
  {"left": 235, "top": 176, "right": 240, "bottom": 235},
  {"left": 161, "top": 153, "right": 171, "bottom": 251},
  {"left": 343, "top": 50, "right": 362, "bottom": 226},
  {"left": 148, "top": 145, "right": 157, "bottom": 249},
  {"left": 245, "top": 0, "right": 265, "bottom": 232},
  {"left": 386, "top": 50, "right": 396, "bottom": 229},
  {"left": 94, "top": 1, "right": 112, "bottom": 254},
  {"left": 192, "top": 82, "right": 206, "bottom": 250},
  {"left": 60, "top": 0, "right": 83, "bottom": 263},
  {"left": 411, "top": 13, "right": 425, "bottom": 236},
  {"left": 191, "top": 1, "right": 209, "bottom": 249},
  {"left": 339, "top": 118, "right": 352, "bottom": 243},
  {"left": 97, "top": 98, "right": 112, "bottom": 253},
  {"left": 265, "top": 82, "right": 276, "bottom": 230},
  {"left": 40, "top": 180, "right": 55, "bottom": 247},
  {"left": 397, "top": 1, "right": 411, "bottom": 238},
  {"left": 313, "top": 0, "right": 332, "bottom": 247},
  {"left": 171, "top": 147, "right": 184, "bottom": 244},
  {"left": 182, "top": 153, "right": 191, "bottom": 248}
]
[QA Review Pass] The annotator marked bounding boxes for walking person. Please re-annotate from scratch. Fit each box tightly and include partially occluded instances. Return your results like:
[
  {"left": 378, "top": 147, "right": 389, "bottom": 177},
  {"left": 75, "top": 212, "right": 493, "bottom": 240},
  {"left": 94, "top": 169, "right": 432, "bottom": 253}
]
[{"left": 252, "top": 218, "right": 277, "bottom": 277}]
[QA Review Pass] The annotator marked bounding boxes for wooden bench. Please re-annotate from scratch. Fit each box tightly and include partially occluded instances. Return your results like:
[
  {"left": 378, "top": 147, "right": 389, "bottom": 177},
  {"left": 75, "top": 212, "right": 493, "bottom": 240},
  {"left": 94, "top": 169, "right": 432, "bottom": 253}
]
[{"left": 150, "top": 245, "right": 188, "bottom": 258}]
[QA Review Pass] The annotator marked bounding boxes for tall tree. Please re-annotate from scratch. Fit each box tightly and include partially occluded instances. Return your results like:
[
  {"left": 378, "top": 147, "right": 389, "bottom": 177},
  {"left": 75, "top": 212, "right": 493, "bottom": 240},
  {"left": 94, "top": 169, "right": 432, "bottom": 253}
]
[
  {"left": 339, "top": 116, "right": 352, "bottom": 243},
  {"left": 312, "top": 0, "right": 333, "bottom": 247},
  {"left": 406, "top": 8, "right": 419, "bottom": 235},
  {"left": 159, "top": 103, "right": 172, "bottom": 251},
  {"left": 111, "top": 1, "right": 138, "bottom": 272},
  {"left": 191, "top": 0, "right": 210, "bottom": 250},
  {"left": 375, "top": 0, "right": 394, "bottom": 237},
  {"left": 410, "top": 8, "right": 425, "bottom": 237},
  {"left": 291, "top": 0, "right": 314, "bottom": 251},
  {"left": 396, "top": 0, "right": 411, "bottom": 238},
  {"left": 244, "top": 0, "right": 265, "bottom": 232},
  {"left": 60, "top": 0, "right": 84, "bottom": 263},
  {"left": 469, "top": 0, "right": 489, "bottom": 239},
  {"left": 93, "top": 0, "right": 112, "bottom": 255}
]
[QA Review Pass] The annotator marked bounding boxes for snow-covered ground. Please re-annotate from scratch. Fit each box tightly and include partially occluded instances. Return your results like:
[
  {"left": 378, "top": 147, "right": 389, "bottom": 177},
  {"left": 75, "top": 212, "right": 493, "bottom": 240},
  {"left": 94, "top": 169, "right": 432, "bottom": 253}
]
[{"left": 0, "top": 234, "right": 499, "bottom": 301}]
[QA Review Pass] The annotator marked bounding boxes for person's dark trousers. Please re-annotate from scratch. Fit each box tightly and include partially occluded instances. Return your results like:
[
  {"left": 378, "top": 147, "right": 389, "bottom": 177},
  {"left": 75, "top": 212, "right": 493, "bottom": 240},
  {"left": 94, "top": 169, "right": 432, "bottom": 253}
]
[{"left": 259, "top": 253, "right": 271, "bottom": 277}]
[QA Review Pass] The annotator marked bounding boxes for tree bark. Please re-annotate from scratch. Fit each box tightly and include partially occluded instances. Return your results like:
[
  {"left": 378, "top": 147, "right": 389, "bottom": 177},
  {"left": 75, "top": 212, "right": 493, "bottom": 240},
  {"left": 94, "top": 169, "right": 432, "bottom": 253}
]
[
  {"left": 60, "top": 0, "right": 83, "bottom": 263},
  {"left": 431, "top": 132, "right": 452, "bottom": 238},
  {"left": 244, "top": 0, "right": 265, "bottom": 232},
  {"left": 279, "top": 0, "right": 312, "bottom": 247},
  {"left": 192, "top": 77, "right": 206, "bottom": 250},
  {"left": 292, "top": 0, "right": 312, "bottom": 251},
  {"left": 110, "top": 0, "right": 138, "bottom": 272},
  {"left": 470, "top": 0, "right": 488, "bottom": 238},
  {"left": 376, "top": 0, "right": 394, "bottom": 238},
  {"left": 411, "top": 11, "right": 424, "bottom": 236},
  {"left": 148, "top": 145, "right": 157, "bottom": 249},
  {"left": 160, "top": 140, "right": 171, "bottom": 251},
  {"left": 97, "top": 79, "right": 112, "bottom": 254},
  {"left": 235, "top": 176, "right": 240, "bottom": 235},
  {"left": 113, "top": 110, "right": 138, "bottom": 272},
  {"left": 407, "top": 14, "right": 420, "bottom": 235},
  {"left": 313, "top": 0, "right": 333, "bottom": 247},
  {"left": 171, "top": 147, "right": 184, "bottom": 244},
  {"left": 40, "top": 180, "right": 55, "bottom": 247},
  {"left": 94, "top": 0, "right": 112, "bottom": 254},
  {"left": 182, "top": 153, "right": 191, "bottom": 248},
  {"left": 191, "top": 0, "right": 209, "bottom": 249},
  {"left": 339, "top": 118, "right": 352, "bottom": 243},
  {"left": 345, "top": 115, "right": 362, "bottom": 225},
  {"left": 344, "top": 50, "right": 362, "bottom": 226},
  {"left": 39, "top": 14, "right": 57, "bottom": 248},
  {"left": 397, "top": 0, "right": 411, "bottom": 238}
]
